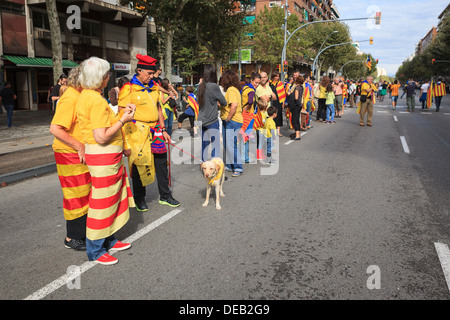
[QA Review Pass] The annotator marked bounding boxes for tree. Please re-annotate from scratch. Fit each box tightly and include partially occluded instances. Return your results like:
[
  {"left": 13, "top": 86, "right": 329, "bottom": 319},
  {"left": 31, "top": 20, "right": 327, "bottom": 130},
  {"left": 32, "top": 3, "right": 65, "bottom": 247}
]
[
  {"left": 250, "top": 5, "right": 307, "bottom": 72},
  {"left": 185, "top": 0, "right": 253, "bottom": 76},
  {"left": 46, "top": 0, "right": 63, "bottom": 85},
  {"left": 121, "top": 0, "right": 190, "bottom": 81}
]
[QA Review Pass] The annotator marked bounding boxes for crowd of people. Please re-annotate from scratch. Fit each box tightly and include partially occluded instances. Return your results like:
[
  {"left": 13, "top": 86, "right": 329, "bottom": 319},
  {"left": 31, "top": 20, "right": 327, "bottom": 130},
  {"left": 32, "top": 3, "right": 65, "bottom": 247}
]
[{"left": 48, "top": 53, "right": 447, "bottom": 266}]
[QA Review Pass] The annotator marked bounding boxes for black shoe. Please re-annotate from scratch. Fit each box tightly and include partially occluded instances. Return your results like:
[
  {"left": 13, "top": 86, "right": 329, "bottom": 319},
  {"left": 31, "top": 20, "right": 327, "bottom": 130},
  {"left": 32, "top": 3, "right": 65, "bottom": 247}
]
[
  {"left": 159, "top": 196, "right": 180, "bottom": 207},
  {"left": 135, "top": 198, "right": 149, "bottom": 212},
  {"left": 64, "top": 238, "right": 86, "bottom": 251}
]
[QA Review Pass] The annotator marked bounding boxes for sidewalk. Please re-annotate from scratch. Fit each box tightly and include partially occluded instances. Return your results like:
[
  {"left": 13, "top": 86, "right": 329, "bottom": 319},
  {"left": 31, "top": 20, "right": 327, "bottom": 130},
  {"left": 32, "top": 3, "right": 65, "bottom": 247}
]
[{"left": 0, "top": 109, "right": 54, "bottom": 155}]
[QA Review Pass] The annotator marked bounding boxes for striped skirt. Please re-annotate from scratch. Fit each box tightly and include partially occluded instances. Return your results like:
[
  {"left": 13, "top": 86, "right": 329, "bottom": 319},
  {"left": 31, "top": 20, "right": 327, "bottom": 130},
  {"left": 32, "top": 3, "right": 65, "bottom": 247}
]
[
  {"left": 84, "top": 144, "right": 135, "bottom": 241},
  {"left": 54, "top": 150, "right": 91, "bottom": 221}
]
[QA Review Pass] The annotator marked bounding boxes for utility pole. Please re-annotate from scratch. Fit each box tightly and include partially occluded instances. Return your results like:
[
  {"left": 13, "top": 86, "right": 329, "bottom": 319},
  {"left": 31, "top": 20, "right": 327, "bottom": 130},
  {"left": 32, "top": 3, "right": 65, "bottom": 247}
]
[{"left": 281, "top": 0, "right": 288, "bottom": 81}]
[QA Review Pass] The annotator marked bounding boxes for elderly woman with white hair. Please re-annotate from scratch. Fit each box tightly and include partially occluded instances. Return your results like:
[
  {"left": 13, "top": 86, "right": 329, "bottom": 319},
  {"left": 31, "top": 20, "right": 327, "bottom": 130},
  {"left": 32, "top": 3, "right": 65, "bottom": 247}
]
[{"left": 76, "top": 57, "right": 136, "bottom": 266}]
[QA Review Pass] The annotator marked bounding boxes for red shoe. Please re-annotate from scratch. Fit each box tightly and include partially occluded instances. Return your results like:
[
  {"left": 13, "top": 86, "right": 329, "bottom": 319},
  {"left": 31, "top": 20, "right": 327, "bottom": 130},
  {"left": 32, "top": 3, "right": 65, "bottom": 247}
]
[
  {"left": 109, "top": 240, "right": 131, "bottom": 252},
  {"left": 256, "top": 149, "right": 266, "bottom": 160},
  {"left": 96, "top": 253, "right": 118, "bottom": 265}
]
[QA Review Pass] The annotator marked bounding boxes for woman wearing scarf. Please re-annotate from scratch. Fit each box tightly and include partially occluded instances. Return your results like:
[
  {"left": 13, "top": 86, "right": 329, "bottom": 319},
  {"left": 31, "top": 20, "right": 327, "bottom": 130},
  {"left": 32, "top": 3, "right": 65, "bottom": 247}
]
[
  {"left": 240, "top": 72, "right": 260, "bottom": 163},
  {"left": 269, "top": 72, "right": 286, "bottom": 137},
  {"left": 76, "top": 57, "right": 136, "bottom": 266}
]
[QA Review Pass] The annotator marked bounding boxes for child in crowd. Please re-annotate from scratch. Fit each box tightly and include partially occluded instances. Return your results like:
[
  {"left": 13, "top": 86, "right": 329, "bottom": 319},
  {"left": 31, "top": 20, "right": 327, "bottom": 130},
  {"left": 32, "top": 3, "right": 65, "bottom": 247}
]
[
  {"left": 255, "top": 99, "right": 268, "bottom": 161},
  {"left": 325, "top": 84, "right": 336, "bottom": 124},
  {"left": 262, "top": 106, "right": 277, "bottom": 164},
  {"left": 178, "top": 86, "right": 199, "bottom": 137}
]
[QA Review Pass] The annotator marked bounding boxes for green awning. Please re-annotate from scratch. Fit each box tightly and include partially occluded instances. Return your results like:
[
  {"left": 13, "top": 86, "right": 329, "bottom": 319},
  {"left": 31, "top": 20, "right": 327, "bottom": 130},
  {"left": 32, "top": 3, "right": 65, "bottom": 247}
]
[{"left": 2, "top": 55, "right": 78, "bottom": 68}]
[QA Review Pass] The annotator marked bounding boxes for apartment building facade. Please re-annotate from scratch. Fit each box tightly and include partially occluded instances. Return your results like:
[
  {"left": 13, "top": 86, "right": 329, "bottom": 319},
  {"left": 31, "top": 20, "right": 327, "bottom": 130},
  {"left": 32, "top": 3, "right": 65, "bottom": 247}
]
[{"left": 0, "top": 0, "right": 155, "bottom": 111}]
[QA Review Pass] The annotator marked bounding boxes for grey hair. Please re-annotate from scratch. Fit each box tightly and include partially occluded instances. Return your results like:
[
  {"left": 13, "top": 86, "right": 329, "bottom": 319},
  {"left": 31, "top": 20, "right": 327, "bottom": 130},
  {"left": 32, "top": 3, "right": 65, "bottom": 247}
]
[{"left": 79, "top": 57, "right": 110, "bottom": 90}]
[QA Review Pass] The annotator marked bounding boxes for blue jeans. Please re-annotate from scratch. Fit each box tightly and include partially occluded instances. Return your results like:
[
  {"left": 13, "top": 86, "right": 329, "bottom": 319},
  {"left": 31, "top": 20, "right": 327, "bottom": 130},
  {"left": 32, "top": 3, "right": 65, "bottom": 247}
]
[
  {"left": 201, "top": 121, "right": 220, "bottom": 162},
  {"left": 164, "top": 108, "right": 174, "bottom": 136},
  {"left": 435, "top": 96, "right": 442, "bottom": 111},
  {"left": 306, "top": 101, "right": 311, "bottom": 126},
  {"left": 326, "top": 104, "right": 335, "bottom": 122},
  {"left": 267, "top": 137, "right": 272, "bottom": 156},
  {"left": 86, "top": 235, "right": 118, "bottom": 261},
  {"left": 4, "top": 105, "right": 13, "bottom": 127},
  {"left": 222, "top": 120, "right": 243, "bottom": 173}
]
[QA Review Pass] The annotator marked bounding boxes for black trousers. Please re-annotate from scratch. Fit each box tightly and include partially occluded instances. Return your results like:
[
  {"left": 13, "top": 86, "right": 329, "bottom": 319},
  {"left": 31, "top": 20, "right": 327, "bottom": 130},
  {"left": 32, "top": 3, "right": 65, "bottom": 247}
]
[
  {"left": 131, "top": 153, "right": 172, "bottom": 200},
  {"left": 291, "top": 105, "right": 301, "bottom": 131},
  {"left": 317, "top": 98, "right": 327, "bottom": 121},
  {"left": 66, "top": 214, "right": 87, "bottom": 240},
  {"left": 178, "top": 112, "right": 194, "bottom": 128}
]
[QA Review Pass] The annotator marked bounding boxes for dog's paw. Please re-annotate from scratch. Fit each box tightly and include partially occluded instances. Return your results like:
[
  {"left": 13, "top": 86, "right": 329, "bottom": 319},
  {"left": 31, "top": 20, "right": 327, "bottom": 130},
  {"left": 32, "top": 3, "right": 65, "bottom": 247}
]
[
  {"left": 220, "top": 193, "right": 225, "bottom": 198},
  {"left": 216, "top": 204, "right": 222, "bottom": 210},
  {"left": 202, "top": 201, "right": 208, "bottom": 207}
]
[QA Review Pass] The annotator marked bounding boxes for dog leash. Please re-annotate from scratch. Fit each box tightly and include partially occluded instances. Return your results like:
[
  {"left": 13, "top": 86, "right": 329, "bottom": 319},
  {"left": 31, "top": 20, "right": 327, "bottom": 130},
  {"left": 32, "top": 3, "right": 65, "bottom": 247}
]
[{"left": 166, "top": 140, "right": 204, "bottom": 187}]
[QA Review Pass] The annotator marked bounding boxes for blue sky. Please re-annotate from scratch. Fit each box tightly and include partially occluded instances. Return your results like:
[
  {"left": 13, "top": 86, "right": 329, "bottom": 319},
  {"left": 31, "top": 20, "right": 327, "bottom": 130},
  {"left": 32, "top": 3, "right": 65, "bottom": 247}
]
[{"left": 333, "top": 0, "right": 448, "bottom": 76}]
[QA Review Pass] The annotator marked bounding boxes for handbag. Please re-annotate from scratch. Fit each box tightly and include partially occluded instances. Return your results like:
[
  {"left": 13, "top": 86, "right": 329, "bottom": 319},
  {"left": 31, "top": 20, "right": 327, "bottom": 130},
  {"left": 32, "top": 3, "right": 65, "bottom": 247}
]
[
  {"left": 360, "top": 95, "right": 367, "bottom": 102},
  {"left": 168, "top": 97, "right": 177, "bottom": 109}
]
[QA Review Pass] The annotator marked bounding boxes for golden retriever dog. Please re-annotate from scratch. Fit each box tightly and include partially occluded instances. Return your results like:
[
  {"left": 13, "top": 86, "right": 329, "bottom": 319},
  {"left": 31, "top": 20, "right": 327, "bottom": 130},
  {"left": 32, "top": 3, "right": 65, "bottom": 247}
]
[{"left": 201, "top": 157, "right": 225, "bottom": 210}]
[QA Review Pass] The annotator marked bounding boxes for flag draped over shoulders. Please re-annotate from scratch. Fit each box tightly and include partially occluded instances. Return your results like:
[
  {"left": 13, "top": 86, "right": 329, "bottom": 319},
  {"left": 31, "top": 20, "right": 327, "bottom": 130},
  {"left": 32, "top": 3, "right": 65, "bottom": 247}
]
[
  {"left": 427, "top": 80, "right": 434, "bottom": 109},
  {"left": 187, "top": 93, "right": 199, "bottom": 120}
]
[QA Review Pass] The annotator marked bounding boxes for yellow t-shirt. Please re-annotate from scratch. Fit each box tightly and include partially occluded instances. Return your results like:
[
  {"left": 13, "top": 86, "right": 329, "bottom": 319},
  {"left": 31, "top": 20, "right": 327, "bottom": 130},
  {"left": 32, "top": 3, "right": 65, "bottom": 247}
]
[
  {"left": 255, "top": 84, "right": 274, "bottom": 108},
  {"left": 51, "top": 86, "right": 82, "bottom": 151},
  {"left": 390, "top": 84, "right": 401, "bottom": 96},
  {"left": 221, "top": 86, "right": 243, "bottom": 123},
  {"left": 263, "top": 117, "right": 276, "bottom": 138},
  {"left": 76, "top": 89, "right": 123, "bottom": 146},
  {"left": 118, "top": 83, "right": 160, "bottom": 124},
  {"left": 319, "top": 85, "right": 327, "bottom": 99},
  {"left": 361, "top": 82, "right": 378, "bottom": 99}
]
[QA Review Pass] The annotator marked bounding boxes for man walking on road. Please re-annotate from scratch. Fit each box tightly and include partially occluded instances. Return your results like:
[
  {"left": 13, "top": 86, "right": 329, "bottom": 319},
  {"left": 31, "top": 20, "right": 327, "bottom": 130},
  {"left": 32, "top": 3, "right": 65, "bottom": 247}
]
[
  {"left": 390, "top": 80, "right": 401, "bottom": 110},
  {"left": 359, "top": 76, "right": 377, "bottom": 127},
  {"left": 406, "top": 79, "right": 417, "bottom": 112},
  {"left": 433, "top": 78, "right": 446, "bottom": 112}
]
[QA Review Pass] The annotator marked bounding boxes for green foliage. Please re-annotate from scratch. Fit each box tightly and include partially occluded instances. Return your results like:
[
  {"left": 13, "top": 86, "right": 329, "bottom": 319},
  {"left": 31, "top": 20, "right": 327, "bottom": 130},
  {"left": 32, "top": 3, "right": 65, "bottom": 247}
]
[{"left": 396, "top": 11, "right": 450, "bottom": 80}]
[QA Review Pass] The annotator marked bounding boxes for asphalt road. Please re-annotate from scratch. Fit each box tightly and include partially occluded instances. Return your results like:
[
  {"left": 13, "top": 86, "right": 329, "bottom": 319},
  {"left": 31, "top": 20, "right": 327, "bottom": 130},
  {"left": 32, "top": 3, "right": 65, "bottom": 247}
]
[{"left": 1, "top": 95, "right": 449, "bottom": 304}]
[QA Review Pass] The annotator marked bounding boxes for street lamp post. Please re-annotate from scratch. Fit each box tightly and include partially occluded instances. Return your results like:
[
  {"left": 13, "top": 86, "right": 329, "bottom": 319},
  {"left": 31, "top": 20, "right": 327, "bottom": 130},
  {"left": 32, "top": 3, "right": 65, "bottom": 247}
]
[
  {"left": 280, "top": 14, "right": 381, "bottom": 81},
  {"left": 312, "top": 39, "right": 371, "bottom": 80},
  {"left": 338, "top": 60, "right": 366, "bottom": 76}
]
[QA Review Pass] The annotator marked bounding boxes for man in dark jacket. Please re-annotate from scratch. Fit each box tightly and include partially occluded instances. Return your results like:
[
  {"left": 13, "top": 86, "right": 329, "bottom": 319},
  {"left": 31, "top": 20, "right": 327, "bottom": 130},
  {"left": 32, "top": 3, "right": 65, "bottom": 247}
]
[{"left": 0, "top": 82, "right": 17, "bottom": 127}]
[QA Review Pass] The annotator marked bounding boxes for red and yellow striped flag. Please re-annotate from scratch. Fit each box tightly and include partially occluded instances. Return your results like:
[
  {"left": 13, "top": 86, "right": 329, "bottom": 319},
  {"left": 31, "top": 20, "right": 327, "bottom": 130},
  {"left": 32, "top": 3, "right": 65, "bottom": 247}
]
[
  {"left": 365, "top": 57, "right": 372, "bottom": 70},
  {"left": 434, "top": 81, "right": 446, "bottom": 97},
  {"left": 427, "top": 80, "right": 434, "bottom": 109},
  {"left": 187, "top": 93, "right": 199, "bottom": 120}
]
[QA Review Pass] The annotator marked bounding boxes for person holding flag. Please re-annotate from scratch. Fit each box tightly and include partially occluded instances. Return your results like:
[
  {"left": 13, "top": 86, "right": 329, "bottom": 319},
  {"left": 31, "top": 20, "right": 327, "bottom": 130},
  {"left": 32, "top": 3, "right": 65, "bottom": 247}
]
[
  {"left": 365, "top": 56, "right": 372, "bottom": 70},
  {"left": 177, "top": 86, "right": 199, "bottom": 137},
  {"left": 358, "top": 76, "right": 377, "bottom": 127},
  {"left": 433, "top": 78, "right": 446, "bottom": 112},
  {"left": 303, "top": 75, "right": 315, "bottom": 130},
  {"left": 240, "top": 72, "right": 260, "bottom": 163},
  {"left": 269, "top": 72, "right": 286, "bottom": 137}
]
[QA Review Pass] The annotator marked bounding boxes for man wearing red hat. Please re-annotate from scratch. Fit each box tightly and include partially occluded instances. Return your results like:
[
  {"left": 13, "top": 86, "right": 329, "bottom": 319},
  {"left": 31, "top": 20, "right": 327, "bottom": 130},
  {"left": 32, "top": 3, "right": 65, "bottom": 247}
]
[{"left": 118, "top": 54, "right": 180, "bottom": 211}]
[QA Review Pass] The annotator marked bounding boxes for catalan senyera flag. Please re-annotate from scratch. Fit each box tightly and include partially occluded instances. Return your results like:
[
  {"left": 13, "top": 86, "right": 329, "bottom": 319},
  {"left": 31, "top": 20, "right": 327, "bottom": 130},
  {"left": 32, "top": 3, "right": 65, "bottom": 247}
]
[
  {"left": 187, "top": 93, "right": 199, "bottom": 120},
  {"left": 54, "top": 150, "right": 91, "bottom": 221},
  {"left": 366, "top": 57, "right": 372, "bottom": 70},
  {"left": 273, "top": 81, "right": 286, "bottom": 104},
  {"left": 434, "top": 81, "right": 446, "bottom": 97},
  {"left": 84, "top": 144, "right": 135, "bottom": 241},
  {"left": 427, "top": 80, "right": 434, "bottom": 109},
  {"left": 303, "top": 83, "right": 315, "bottom": 112}
]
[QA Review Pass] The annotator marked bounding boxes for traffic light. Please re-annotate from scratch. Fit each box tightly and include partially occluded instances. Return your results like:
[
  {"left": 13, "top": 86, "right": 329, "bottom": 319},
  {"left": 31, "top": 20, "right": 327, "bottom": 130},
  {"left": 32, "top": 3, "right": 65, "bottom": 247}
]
[
  {"left": 375, "top": 12, "right": 381, "bottom": 25},
  {"left": 376, "top": 59, "right": 379, "bottom": 64},
  {"left": 432, "top": 59, "right": 436, "bottom": 64},
  {"left": 369, "top": 37, "right": 373, "bottom": 45},
  {"left": 283, "top": 61, "right": 288, "bottom": 73},
  {"left": 276, "top": 65, "right": 281, "bottom": 72},
  {"left": 220, "top": 66, "right": 224, "bottom": 74}
]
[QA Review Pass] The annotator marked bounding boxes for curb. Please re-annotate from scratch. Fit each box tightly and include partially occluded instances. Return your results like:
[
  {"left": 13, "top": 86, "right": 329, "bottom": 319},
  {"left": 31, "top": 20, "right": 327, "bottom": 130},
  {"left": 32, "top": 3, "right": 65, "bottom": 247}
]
[{"left": 0, "top": 163, "right": 56, "bottom": 186}]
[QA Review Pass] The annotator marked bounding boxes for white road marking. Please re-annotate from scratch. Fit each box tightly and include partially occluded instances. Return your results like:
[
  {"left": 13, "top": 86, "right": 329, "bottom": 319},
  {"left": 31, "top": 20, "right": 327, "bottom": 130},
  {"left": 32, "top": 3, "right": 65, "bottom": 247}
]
[
  {"left": 284, "top": 132, "right": 307, "bottom": 145},
  {"left": 24, "top": 208, "right": 184, "bottom": 300},
  {"left": 400, "top": 136, "right": 410, "bottom": 154},
  {"left": 444, "top": 113, "right": 450, "bottom": 116},
  {"left": 434, "top": 242, "right": 450, "bottom": 292},
  {"left": 377, "top": 111, "right": 388, "bottom": 113},
  {"left": 399, "top": 111, "right": 409, "bottom": 114},
  {"left": 421, "top": 112, "right": 432, "bottom": 115},
  {"left": 393, "top": 116, "right": 398, "bottom": 122}
]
